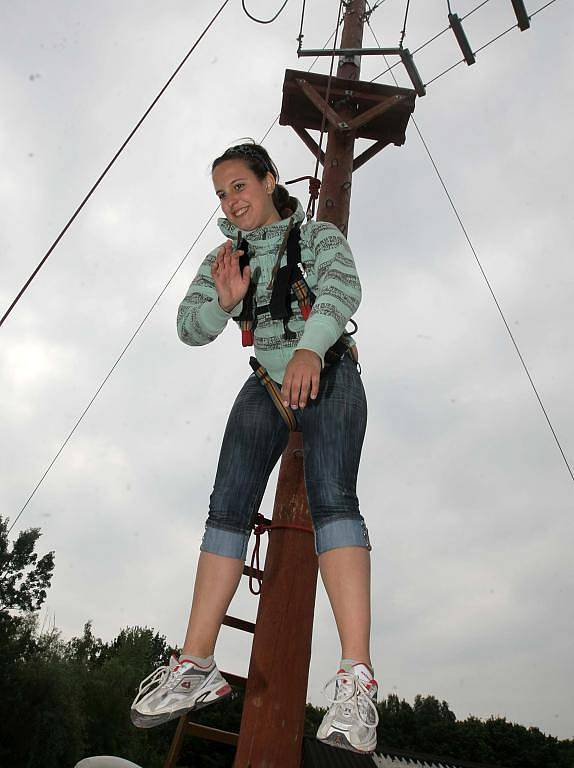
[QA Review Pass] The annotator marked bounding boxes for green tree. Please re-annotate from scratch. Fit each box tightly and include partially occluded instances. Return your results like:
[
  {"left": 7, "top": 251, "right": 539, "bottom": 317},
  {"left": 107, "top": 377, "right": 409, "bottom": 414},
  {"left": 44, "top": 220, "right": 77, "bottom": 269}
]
[
  {"left": 0, "top": 517, "right": 60, "bottom": 766},
  {"left": 0, "top": 518, "right": 80, "bottom": 768},
  {"left": 2, "top": 515, "right": 573, "bottom": 768},
  {"left": 378, "top": 693, "right": 416, "bottom": 748},
  {"left": 0, "top": 515, "right": 54, "bottom": 615},
  {"left": 72, "top": 624, "right": 175, "bottom": 764}
]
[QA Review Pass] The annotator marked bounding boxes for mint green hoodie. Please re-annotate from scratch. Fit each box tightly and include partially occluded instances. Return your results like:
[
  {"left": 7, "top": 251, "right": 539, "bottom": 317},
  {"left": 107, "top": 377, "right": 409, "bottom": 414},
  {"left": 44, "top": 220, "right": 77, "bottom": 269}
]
[{"left": 177, "top": 200, "right": 361, "bottom": 384}]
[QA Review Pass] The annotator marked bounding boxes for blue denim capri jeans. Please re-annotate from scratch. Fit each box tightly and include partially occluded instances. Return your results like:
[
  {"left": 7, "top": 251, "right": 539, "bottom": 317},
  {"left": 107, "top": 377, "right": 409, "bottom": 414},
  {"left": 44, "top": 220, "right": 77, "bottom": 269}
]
[{"left": 200, "top": 354, "right": 371, "bottom": 560}]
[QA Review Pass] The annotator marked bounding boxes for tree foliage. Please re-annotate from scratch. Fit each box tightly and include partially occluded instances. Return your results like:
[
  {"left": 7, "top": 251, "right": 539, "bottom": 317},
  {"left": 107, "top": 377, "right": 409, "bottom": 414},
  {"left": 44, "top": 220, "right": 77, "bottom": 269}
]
[
  {"left": 0, "top": 515, "right": 54, "bottom": 614},
  {"left": 378, "top": 693, "right": 574, "bottom": 768},
  {"left": 1, "top": 518, "right": 573, "bottom": 767},
  {"left": 1, "top": 622, "right": 573, "bottom": 768}
]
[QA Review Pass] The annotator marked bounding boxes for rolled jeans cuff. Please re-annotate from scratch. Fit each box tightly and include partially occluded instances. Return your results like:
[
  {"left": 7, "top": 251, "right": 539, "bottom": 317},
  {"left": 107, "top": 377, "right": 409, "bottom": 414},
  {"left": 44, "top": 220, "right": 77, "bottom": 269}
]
[
  {"left": 315, "top": 516, "right": 372, "bottom": 555},
  {"left": 200, "top": 523, "right": 250, "bottom": 560}
]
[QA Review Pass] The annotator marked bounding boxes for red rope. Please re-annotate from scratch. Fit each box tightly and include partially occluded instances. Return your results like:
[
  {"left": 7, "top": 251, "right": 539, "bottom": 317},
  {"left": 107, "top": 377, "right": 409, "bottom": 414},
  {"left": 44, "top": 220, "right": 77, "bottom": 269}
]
[
  {"left": 285, "top": 175, "right": 321, "bottom": 220},
  {"left": 249, "top": 512, "right": 314, "bottom": 595}
]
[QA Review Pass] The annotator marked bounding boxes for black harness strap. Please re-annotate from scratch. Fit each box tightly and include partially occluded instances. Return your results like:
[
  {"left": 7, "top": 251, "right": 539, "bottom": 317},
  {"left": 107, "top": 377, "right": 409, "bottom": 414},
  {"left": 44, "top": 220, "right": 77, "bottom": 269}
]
[
  {"left": 236, "top": 234, "right": 256, "bottom": 346},
  {"left": 268, "top": 225, "right": 313, "bottom": 340}
]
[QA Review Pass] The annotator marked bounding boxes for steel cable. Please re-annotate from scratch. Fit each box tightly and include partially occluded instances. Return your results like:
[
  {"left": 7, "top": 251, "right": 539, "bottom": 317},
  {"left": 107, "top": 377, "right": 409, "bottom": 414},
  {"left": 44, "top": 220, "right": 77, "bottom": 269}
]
[
  {"left": 241, "top": 0, "right": 290, "bottom": 24},
  {"left": 0, "top": 0, "right": 233, "bottom": 330},
  {"left": 399, "top": 0, "right": 411, "bottom": 48},
  {"left": 365, "top": 11, "right": 573, "bottom": 485}
]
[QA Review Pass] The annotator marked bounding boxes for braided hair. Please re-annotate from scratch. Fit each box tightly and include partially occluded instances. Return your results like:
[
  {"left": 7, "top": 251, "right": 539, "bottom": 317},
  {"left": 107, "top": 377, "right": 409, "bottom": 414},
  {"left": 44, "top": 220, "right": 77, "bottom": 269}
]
[{"left": 212, "top": 142, "right": 295, "bottom": 219}]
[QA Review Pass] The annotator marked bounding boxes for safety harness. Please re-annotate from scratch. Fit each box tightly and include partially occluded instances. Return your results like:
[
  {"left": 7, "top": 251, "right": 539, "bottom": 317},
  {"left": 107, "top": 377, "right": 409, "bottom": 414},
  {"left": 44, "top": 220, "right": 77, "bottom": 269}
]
[{"left": 234, "top": 219, "right": 357, "bottom": 430}]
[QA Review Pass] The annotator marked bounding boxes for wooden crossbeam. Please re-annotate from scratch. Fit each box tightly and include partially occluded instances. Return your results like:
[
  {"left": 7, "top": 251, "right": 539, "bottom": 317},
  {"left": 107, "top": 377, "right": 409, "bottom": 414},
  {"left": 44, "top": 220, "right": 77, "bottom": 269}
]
[
  {"left": 353, "top": 139, "right": 392, "bottom": 172},
  {"left": 295, "top": 78, "right": 350, "bottom": 131},
  {"left": 347, "top": 94, "right": 409, "bottom": 132},
  {"left": 292, "top": 127, "right": 325, "bottom": 166}
]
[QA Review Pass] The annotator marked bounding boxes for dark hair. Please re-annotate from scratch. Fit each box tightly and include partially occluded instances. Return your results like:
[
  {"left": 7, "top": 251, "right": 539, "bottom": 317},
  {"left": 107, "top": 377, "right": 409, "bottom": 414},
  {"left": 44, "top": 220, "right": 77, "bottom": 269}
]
[{"left": 212, "top": 142, "right": 294, "bottom": 218}]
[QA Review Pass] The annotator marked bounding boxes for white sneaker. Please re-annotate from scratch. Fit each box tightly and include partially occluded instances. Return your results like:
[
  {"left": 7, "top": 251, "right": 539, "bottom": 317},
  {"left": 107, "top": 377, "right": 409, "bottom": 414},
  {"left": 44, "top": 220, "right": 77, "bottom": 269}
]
[
  {"left": 130, "top": 655, "right": 231, "bottom": 729},
  {"left": 316, "top": 663, "right": 379, "bottom": 753}
]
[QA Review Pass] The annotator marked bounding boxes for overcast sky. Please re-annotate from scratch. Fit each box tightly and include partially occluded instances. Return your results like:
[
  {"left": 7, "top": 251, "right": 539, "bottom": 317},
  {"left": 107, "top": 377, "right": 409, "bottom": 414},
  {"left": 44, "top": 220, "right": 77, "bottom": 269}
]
[{"left": 1, "top": 0, "right": 573, "bottom": 743}]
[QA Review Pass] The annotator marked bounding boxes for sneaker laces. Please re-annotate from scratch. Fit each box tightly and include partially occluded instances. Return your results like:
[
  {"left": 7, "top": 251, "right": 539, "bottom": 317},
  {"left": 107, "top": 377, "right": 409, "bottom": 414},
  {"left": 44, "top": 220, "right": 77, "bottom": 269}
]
[
  {"left": 132, "top": 656, "right": 181, "bottom": 707},
  {"left": 323, "top": 671, "right": 379, "bottom": 728}
]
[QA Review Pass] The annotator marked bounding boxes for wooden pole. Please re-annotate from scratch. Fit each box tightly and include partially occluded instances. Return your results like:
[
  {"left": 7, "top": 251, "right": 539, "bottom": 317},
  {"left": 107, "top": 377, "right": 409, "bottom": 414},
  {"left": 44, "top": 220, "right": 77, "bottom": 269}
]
[
  {"left": 233, "top": 434, "right": 318, "bottom": 767},
  {"left": 234, "top": 4, "right": 367, "bottom": 766},
  {"left": 316, "top": 0, "right": 367, "bottom": 233}
]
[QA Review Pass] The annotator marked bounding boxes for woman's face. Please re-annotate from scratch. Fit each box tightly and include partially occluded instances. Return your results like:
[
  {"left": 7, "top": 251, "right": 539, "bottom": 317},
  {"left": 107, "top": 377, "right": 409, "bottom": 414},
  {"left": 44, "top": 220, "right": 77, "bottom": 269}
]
[{"left": 212, "top": 159, "right": 280, "bottom": 231}]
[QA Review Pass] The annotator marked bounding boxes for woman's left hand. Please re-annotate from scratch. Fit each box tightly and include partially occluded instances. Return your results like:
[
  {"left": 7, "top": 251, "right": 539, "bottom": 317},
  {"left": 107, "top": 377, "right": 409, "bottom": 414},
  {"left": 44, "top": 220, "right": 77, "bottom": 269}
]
[{"left": 281, "top": 349, "right": 322, "bottom": 410}]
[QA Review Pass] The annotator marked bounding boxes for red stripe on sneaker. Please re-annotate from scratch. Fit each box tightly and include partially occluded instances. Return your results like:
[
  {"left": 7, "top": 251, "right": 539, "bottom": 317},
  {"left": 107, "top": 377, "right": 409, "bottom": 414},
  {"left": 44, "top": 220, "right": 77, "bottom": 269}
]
[{"left": 179, "top": 658, "right": 212, "bottom": 669}]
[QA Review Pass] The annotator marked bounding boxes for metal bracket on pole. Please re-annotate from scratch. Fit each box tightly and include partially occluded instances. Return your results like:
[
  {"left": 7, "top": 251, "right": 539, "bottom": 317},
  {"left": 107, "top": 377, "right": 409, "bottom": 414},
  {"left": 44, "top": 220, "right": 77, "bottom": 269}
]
[
  {"left": 298, "top": 45, "right": 426, "bottom": 98},
  {"left": 298, "top": 46, "right": 403, "bottom": 58}
]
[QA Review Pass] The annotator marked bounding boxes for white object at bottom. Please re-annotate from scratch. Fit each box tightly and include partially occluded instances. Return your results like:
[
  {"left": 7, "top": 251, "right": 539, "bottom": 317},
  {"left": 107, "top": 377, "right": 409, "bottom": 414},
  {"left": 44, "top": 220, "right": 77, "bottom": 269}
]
[{"left": 75, "top": 758, "right": 143, "bottom": 768}]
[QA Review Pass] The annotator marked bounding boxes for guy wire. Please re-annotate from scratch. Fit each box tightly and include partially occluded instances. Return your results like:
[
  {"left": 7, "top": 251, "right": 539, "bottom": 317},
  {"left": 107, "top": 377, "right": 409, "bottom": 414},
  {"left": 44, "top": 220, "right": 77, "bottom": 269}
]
[{"left": 365, "top": 14, "right": 573, "bottom": 484}]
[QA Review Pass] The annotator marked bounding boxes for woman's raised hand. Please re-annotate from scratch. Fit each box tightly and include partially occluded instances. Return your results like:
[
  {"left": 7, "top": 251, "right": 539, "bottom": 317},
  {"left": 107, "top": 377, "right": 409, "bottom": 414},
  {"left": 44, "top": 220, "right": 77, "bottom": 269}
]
[{"left": 211, "top": 240, "right": 251, "bottom": 312}]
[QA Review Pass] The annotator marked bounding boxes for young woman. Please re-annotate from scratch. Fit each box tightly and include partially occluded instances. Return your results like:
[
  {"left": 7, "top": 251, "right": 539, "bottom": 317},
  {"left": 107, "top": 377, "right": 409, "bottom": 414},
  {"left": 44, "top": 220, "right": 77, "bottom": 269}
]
[{"left": 130, "top": 143, "right": 379, "bottom": 753}]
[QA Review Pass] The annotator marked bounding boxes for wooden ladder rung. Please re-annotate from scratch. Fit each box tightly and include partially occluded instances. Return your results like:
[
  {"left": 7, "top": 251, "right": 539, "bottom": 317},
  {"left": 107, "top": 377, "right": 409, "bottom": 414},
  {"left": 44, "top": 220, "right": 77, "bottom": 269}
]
[
  {"left": 163, "top": 550, "right": 260, "bottom": 765},
  {"left": 221, "top": 671, "right": 247, "bottom": 688},
  {"left": 185, "top": 721, "right": 238, "bottom": 747},
  {"left": 222, "top": 615, "right": 256, "bottom": 633}
]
